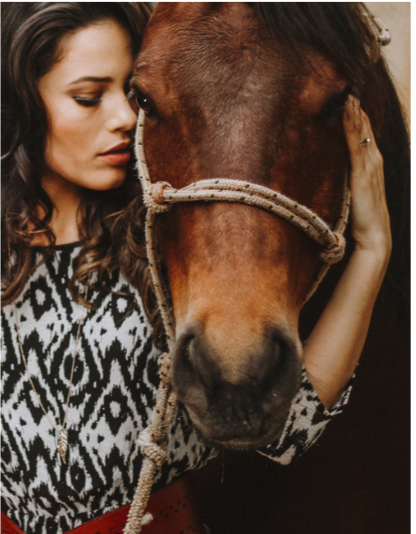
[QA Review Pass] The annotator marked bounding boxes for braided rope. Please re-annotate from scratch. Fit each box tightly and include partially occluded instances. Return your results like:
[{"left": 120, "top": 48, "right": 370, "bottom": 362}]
[
  {"left": 123, "top": 354, "right": 177, "bottom": 534},
  {"left": 363, "top": 12, "right": 391, "bottom": 63},
  {"left": 124, "top": 110, "right": 350, "bottom": 532},
  {"left": 363, "top": 12, "right": 391, "bottom": 48},
  {"left": 143, "top": 178, "right": 349, "bottom": 262}
]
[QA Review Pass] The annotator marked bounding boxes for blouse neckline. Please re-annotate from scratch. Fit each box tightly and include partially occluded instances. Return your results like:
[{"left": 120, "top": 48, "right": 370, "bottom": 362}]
[{"left": 31, "top": 240, "right": 83, "bottom": 251}]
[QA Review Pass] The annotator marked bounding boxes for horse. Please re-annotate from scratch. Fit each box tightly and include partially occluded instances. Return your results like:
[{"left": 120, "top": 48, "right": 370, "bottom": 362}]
[{"left": 132, "top": 3, "right": 409, "bottom": 532}]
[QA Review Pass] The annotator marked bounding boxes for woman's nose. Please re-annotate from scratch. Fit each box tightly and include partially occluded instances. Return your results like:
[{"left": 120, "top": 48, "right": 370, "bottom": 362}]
[{"left": 107, "top": 95, "right": 137, "bottom": 132}]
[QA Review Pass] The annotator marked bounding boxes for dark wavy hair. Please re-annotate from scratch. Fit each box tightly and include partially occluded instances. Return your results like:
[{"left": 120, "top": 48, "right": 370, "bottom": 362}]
[{"left": 1, "top": 2, "right": 163, "bottom": 339}]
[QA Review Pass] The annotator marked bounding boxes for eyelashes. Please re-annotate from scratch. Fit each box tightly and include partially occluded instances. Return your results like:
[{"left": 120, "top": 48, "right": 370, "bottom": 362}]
[
  {"left": 72, "top": 81, "right": 134, "bottom": 108},
  {"left": 73, "top": 96, "right": 101, "bottom": 107}
]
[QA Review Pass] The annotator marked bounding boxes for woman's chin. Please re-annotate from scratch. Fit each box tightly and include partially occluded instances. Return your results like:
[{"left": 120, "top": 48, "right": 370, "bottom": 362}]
[{"left": 84, "top": 170, "right": 127, "bottom": 191}]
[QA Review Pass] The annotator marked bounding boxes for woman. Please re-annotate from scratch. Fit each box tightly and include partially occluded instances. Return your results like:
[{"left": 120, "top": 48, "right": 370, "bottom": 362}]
[{"left": 1, "top": 2, "right": 391, "bottom": 533}]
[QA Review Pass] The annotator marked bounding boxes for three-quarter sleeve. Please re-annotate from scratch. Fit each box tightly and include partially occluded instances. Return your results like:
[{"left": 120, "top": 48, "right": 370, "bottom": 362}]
[{"left": 257, "top": 366, "right": 354, "bottom": 465}]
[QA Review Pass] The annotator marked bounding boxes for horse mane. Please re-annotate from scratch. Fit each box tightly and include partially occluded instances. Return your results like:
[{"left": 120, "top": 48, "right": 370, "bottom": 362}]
[{"left": 250, "top": 2, "right": 410, "bottom": 317}]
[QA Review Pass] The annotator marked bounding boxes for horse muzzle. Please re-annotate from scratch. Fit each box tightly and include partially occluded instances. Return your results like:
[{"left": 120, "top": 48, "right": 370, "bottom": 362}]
[{"left": 172, "top": 323, "right": 302, "bottom": 449}]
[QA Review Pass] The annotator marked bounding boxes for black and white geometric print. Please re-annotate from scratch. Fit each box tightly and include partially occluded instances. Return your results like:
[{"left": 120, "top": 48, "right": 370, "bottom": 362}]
[
  {"left": 258, "top": 368, "right": 353, "bottom": 464},
  {"left": 1, "top": 243, "right": 352, "bottom": 533}
]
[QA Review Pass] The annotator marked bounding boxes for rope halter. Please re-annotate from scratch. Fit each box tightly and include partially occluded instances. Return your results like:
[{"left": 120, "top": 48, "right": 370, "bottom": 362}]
[
  {"left": 363, "top": 12, "right": 391, "bottom": 63},
  {"left": 124, "top": 109, "right": 350, "bottom": 533},
  {"left": 135, "top": 110, "right": 350, "bottom": 306},
  {"left": 144, "top": 178, "right": 348, "bottom": 268}
]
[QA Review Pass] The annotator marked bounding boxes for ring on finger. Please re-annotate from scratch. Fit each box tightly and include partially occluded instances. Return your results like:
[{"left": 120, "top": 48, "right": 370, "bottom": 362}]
[{"left": 360, "top": 137, "right": 371, "bottom": 147}]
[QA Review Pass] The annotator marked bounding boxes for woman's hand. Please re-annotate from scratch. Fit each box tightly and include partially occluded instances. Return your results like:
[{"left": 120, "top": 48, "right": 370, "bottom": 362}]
[
  {"left": 303, "top": 98, "right": 392, "bottom": 409},
  {"left": 343, "top": 95, "right": 392, "bottom": 258}
]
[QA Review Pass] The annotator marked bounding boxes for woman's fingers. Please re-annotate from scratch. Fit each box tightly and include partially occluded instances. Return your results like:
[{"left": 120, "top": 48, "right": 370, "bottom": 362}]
[
  {"left": 343, "top": 95, "right": 384, "bottom": 182},
  {"left": 343, "top": 95, "right": 391, "bottom": 254},
  {"left": 343, "top": 95, "right": 380, "bottom": 168}
]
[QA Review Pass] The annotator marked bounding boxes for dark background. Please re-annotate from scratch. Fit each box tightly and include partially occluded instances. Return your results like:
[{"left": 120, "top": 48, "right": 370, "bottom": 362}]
[{"left": 190, "top": 268, "right": 410, "bottom": 534}]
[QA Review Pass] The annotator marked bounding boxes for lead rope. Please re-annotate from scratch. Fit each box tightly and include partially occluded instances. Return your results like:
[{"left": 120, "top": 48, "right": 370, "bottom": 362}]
[{"left": 124, "top": 110, "right": 350, "bottom": 533}]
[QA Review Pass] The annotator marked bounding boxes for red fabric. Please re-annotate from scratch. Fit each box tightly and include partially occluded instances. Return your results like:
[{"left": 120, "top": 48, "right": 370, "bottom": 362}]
[
  {"left": 1, "top": 477, "right": 205, "bottom": 534},
  {"left": 1, "top": 513, "right": 25, "bottom": 534}
]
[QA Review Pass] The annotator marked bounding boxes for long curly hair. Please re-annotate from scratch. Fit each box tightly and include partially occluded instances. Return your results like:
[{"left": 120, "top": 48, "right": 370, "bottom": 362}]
[{"left": 1, "top": 2, "right": 163, "bottom": 340}]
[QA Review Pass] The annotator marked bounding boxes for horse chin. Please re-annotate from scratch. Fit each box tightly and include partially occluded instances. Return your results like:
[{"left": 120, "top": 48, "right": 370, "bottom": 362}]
[
  {"left": 202, "top": 427, "right": 288, "bottom": 452},
  {"left": 214, "top": 431, "right": 285, "bottom": 452},
  {"left": 184, "top": 402, "right": 292, "bottom": 451}
]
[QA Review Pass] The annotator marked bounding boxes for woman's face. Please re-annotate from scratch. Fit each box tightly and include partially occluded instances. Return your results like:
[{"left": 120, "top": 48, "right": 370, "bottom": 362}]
[{"left": 38, "top": 19, "right": 137, "bottom": 196}]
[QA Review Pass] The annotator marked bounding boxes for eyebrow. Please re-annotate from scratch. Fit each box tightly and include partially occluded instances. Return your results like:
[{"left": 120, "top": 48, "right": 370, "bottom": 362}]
[
  {"left": 133, "top": 61, "right": 147, "bottom": 75},
  {"left": 67, "top": 76, "right": 113, "bottom": 86}
]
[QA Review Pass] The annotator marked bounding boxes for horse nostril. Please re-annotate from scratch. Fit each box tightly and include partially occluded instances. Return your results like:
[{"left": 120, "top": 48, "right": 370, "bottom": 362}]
[
  {"left": 249, "top": 329, "right": 290, "bottom": 391},
  {"left": 175, "top": 326, "right": 294, "bottom": 390},
  {"left": 271, "top": 332, "right": 289, "bottom": 372},
  {"left": 188, "top": 336, "right": 221, "bottom": 392},
  {"left": 173, "top": 327, "right": 220, "bottom": 394},
  {"left": 175, "top": 331, "right": 195, "bottom": 374}
]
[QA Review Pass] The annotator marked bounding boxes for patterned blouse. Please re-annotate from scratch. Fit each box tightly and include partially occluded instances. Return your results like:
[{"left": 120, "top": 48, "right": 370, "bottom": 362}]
[{"left": 1, "top": 243, "right": 352, "bottom": 533}]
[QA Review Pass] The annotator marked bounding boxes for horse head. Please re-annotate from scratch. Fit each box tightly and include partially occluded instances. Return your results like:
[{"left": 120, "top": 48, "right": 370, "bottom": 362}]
[{"left": 132, "top": 3, "right": 390, "bottom": 449}]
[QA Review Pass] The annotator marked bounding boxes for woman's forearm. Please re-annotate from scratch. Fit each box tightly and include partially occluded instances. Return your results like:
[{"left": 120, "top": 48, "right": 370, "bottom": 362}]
[
  {"left": 304, "top": 95, "right": 392, "bottom": 410},
  {"left": 303, "top": 245, "right": 390, "bottom": 410}
]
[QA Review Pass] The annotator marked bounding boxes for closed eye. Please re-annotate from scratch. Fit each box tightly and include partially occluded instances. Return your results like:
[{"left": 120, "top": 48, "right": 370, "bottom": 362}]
[
  {"left": 73, "top": 96, "right": 101, "bottom": 107},
  {"left": 319, "top": 86, "right": 352, "bottom": 119}
]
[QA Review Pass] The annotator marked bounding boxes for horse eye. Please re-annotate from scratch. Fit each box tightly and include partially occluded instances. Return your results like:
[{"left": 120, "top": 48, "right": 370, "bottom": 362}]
[
  {"left": 320, "top": 87, "right": 352, "bottom": 119},
  {"left": 129, "top": 87, "right": 158, "bottom": 119}
]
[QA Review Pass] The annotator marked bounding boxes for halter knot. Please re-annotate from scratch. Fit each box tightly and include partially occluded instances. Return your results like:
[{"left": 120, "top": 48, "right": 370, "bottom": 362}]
[
  {"left": 137, "top": 428, "right": 167, "bottom": 469},
  {"left": 145, "top": 181, "right": 173, "bottom": 213},
  {"left": 320, "top": 232, "right": 346, "bottom": 265}
]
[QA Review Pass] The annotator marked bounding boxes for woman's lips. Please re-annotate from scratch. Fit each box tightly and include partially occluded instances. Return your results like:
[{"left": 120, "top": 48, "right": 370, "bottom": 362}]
[
  {"left": 99, "top": 151, "right": 131, "bottom": 165},
  {"left": 99, "top": 142, "right": 131, "bottom": 166}
]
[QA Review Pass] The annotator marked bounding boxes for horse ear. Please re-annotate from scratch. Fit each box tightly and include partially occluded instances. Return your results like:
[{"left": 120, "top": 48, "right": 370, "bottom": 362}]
[{"left": 363, "top": 11, "right": 391, "bottom": 63}]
